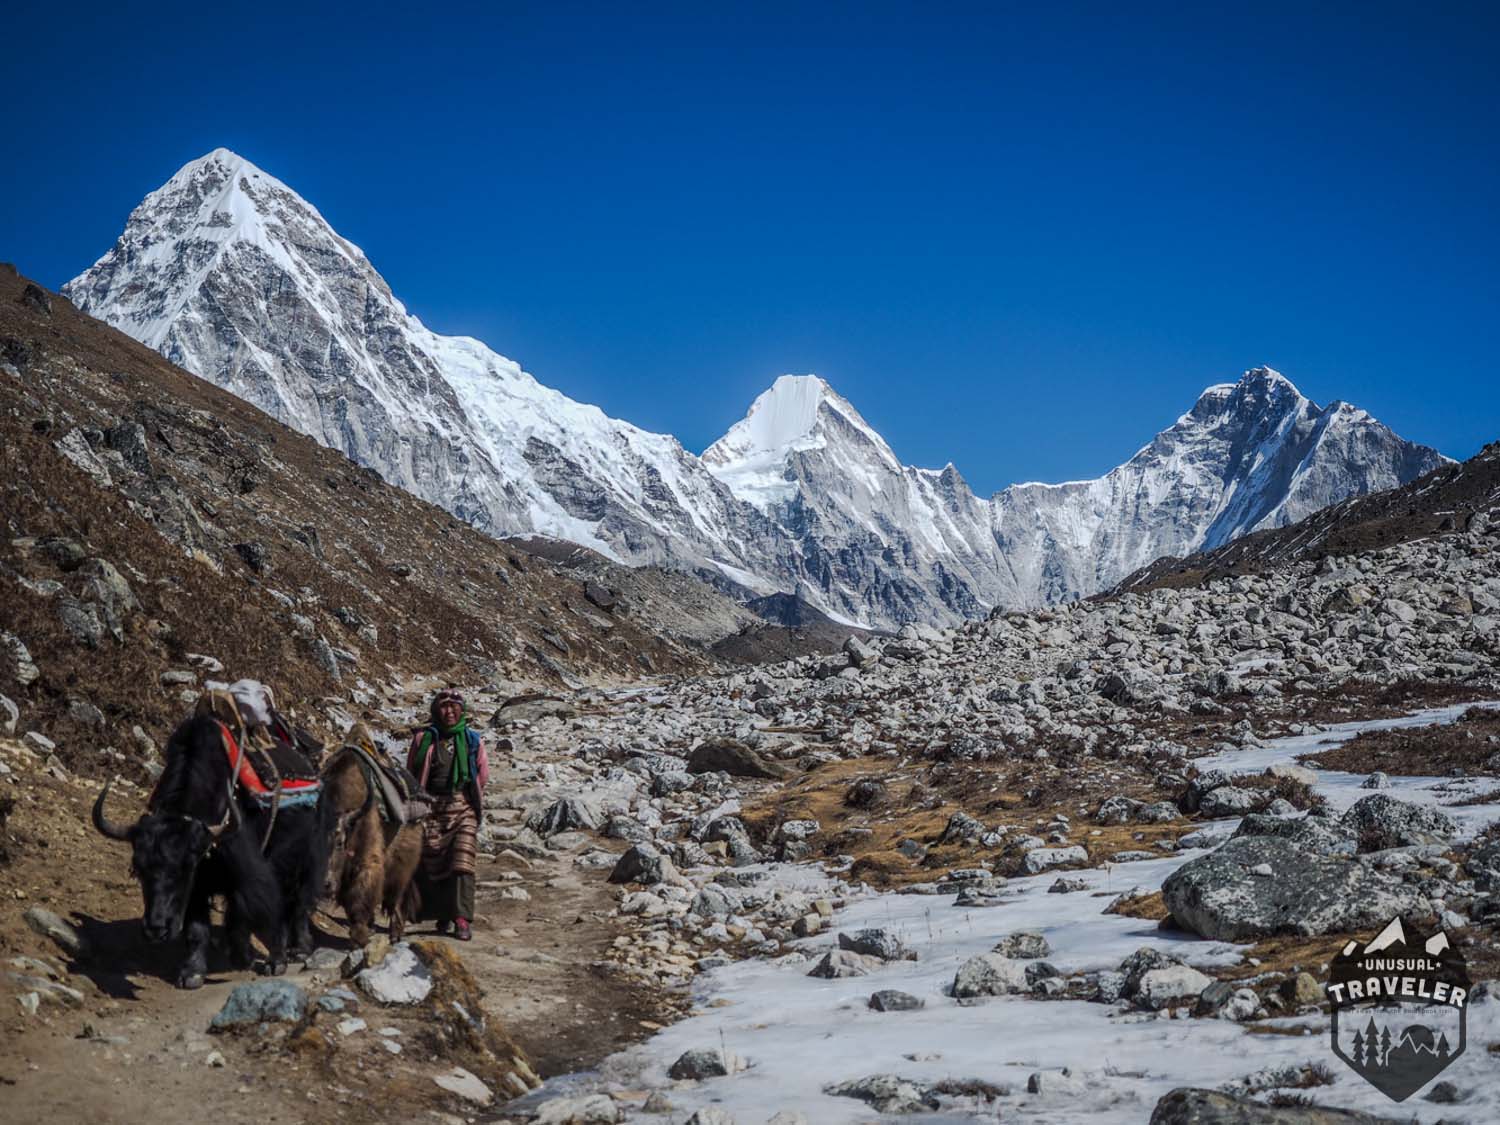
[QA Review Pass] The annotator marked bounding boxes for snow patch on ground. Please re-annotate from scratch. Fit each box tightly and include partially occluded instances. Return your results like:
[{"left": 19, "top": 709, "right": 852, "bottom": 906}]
[{"left": 532, "top": 704, "right": 1500, "bottom": 1122}]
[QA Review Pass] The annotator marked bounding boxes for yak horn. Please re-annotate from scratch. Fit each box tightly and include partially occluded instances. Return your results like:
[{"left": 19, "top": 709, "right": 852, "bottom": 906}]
[
  {"left": 92, "top": 780, "right": 133, "bottom": 841},
  {"left": 208, "top": 795, "right": 240, "bottom": 840}
]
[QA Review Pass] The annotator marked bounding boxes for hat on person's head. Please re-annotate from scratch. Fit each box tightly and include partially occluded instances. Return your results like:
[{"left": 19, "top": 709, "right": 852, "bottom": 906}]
[{"left": 430, "top": 688, "right": 465, "bottom": 724}]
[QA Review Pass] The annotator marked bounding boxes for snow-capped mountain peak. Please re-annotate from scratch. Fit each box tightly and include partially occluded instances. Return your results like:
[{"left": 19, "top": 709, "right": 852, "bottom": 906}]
[
  {"left": 703, "top": 373, "right": 901, "bottom": 509},
  {"left": 65, "top": 150, "right": 1450, "bottom": 627}
]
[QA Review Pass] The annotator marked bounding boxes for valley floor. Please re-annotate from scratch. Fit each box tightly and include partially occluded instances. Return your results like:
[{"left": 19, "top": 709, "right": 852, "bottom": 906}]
[{"left": 5, "top": 686, "right": 1500, "bottom": 1124}]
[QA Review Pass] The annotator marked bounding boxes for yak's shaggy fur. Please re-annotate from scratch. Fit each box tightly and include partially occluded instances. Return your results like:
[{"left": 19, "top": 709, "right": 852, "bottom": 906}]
[{"left": 322, "top": 748, "right": 422, "bottom": 945}]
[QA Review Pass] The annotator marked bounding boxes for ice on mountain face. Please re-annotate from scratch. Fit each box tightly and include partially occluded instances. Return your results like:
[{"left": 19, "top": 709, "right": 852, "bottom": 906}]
[
  {"left": 703, "top": 374, "right": 902, "bottom": 511},
  {"left": 65, "top": 150, "right": 1451, "bottom": 629}
]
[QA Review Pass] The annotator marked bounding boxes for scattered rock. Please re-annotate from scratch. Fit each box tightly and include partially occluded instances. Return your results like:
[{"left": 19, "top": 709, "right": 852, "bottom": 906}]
[
  {"left": 837, "top": 928, "right": 913, "bottom": 962},
  {"left": 432, "top": 1066, "right": 493, "bottom": 1106},
  {"left": 1149, "top": 1087, "right": 1400, "bottom": 1123},
  {"left": 952, "top": 953, "right": 1028, "bottom": 998},
  {"left": 1133, "top": 965, "right": 1214, "bottom": 1010},
  {"left": 807, "top": 950, "right": 882, "bottom": 979},
  {"left": 209, "top": 980, "right": 308, "bottom": 1029},
  {"left": 992, "top": 930, "right": 1050, "bottom": 959},
  {"left": 685, "top": 737, "right": 788, "bottom": 779},
  {"left": 1341, "top": 793, "right": 1456, "bottom": 850},
  {"left": 355, "top": 943, "right": 432, "bottom": 1004},
  {"left": 668, "top": 1047, "right": 740, "bottom": 1079},
  {"left": 868, "top": 989, "right": 925, "bottom": 1012},
  {"left": 824, "top": 1074, "right": 939, "bottom": 1114}
]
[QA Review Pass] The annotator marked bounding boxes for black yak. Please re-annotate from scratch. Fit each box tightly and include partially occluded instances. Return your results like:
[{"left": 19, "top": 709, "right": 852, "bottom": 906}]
[{"left": 93, "top": 713, "right": 333, "bottom": 988}]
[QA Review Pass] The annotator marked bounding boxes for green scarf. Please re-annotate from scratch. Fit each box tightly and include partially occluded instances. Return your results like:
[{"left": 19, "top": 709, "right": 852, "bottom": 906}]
[{"left": 416, "top": 717, "right": 472, "bottom": 789}]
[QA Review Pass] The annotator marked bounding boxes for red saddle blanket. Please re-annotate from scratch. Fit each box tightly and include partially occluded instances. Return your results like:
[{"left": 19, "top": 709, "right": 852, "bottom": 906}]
[{"left": 218, "top": 721, "right": 322, "bottom": 799}]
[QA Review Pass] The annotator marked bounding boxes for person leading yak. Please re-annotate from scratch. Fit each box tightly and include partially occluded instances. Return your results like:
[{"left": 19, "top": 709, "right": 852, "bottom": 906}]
[{"left": 407, "top": 688, "right": 488, "bottom": 940}]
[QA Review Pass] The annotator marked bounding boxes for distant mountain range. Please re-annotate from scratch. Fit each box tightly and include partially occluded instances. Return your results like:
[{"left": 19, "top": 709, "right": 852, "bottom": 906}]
[{"left": 64, "top": 149, "right": 1449, "bottom": 626}]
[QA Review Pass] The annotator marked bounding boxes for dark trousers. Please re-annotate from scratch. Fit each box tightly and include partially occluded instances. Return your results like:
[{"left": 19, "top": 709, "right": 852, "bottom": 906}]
[{"left": 420, "top": 871, "right": 475, "bottom": 923}]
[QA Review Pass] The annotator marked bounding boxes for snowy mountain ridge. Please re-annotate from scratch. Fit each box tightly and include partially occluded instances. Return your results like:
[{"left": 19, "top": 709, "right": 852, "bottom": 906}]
[{"left": 64, "top": 149, "right": 1448, "bottom": 626}]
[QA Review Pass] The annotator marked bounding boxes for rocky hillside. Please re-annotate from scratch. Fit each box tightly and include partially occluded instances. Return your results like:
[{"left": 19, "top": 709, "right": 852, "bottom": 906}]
[
  {"left": 1117, "top": 440, "right": 1500, "bottom": 595},
  {"left": 0, "top": 265, "right": 736, "bottom": 773},
  {"left": 66, "top": 149, "right": 1447, "bottom": 628}
]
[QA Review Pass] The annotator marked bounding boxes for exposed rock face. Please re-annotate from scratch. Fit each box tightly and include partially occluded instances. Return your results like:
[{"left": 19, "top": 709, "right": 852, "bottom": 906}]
[{"left": 67, "top": 149, "right": 1446, "bottom": 627}]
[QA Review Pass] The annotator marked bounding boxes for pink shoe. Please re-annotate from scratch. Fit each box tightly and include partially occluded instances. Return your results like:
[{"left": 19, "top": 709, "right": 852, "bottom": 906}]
[{"left": 454, "top": 918, "right": 471, "bottom": 942}]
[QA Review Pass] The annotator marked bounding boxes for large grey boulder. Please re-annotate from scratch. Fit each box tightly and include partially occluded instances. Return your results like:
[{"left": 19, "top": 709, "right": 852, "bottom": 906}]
[
  {"left": 1232, "top": 813, "right": 1355, "bottom": 857},
  {"left": 1162, "top": 836, "right": 1428, "bottom": 941},
  {"left": 1341, "top": 794, "right": 1456, "bottom": 851},
  {"left": 1150, "top": 1087, "right": 1403, "bottom": 1123}
]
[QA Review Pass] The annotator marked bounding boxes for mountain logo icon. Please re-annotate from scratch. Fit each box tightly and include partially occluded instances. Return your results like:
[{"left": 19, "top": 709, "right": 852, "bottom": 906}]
[{"left": 1324, "top": 916, "right": 1470, "bottom": 1101}]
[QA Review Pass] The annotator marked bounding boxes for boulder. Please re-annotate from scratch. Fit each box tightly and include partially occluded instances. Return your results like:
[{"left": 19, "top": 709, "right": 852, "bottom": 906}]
[
  {"left": 1150, "top": 1087, "right": 1402, "bottom": 1123},
  {"left": 1133, "top": 965, "right": 1214, "bottom": 1010},
  {"left": 686, "top": 737, "right": 787, "bottom": 779},
  {"left": 952, "top": 953, "right": 1029, "bottom": 998},
  {"left": 807, "top": 950, "right": 882, "bottom": 979},
  {"left": 837, "top": 928, "right": 913, "bottom": 962},
  {"left": 528, "top": 796, "right": 601, "bottom": 836},
  {"left": 992, "top": 930, "right": 1050, "bottom": 959},
  {"left": 1095, "top": 795, "right": 1144, "bottom": 824},
  {"left": 533, "top": 1094, "right": 622, "bottom": 1124},
  {"left": 938, "top": 810, "right": 986, "bottom": 844},
  {"left": 23, "top": 907, "right": 85, "bottom": 959},
  {"left": 824, "top": 1074, "right": 939, "bottom": 1114},
  {"left": 1198, "top": 786, "right": 1261, "bottom": 818},
  {"left": 210, "top": 980, "right": 308, "bottom": 1029},
  {"left": 1118, "top": 947, "right": 1184, "bottom": 996},
  {"left": 668, "top": 1047, "right": 737, "bottom": 1079},
  {"left": 607, "top": 844, "right": 685, "bottom": 887},
  {"left": 355, "top": 942, "right": 432, "bottom": 1004},
  {"left": 432, "top": 1067, "right": 493, "bottom": 1106},
  {"left": 1341, "top": 794, "right": 1456, "bottom": 851},
  {"left": 843, "top": 634, "right": 878, "bottom": 668},
  {"left": 868, "top": 989, "right": 925, "bottom": 1012},
  {"left": 1162, "top": 836, "right": 1428, "bottom": 941},
  {"left": 1023, "top": 845, "right": 1088, "bottom": 874},
  {"left": 493, "top": 695, "right": 578, "bottom": 725},
  {"left": 1232, "top": 814, "right": 1355, "bottom": 857}
]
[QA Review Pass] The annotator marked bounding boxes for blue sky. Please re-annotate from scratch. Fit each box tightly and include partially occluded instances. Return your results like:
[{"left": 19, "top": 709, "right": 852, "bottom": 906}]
[{"left": 7, "top": 1, "right": 1497, "bottom": 493}]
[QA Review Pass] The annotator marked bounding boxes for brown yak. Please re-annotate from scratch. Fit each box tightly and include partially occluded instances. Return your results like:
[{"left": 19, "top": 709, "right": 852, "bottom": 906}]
[{"left": 322, "top": 723, "right": 422, "bottom": 945}]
